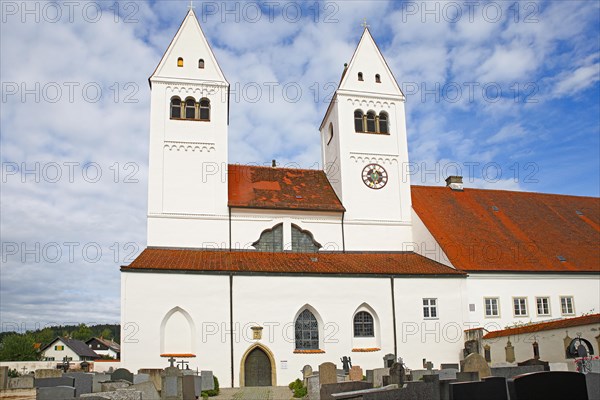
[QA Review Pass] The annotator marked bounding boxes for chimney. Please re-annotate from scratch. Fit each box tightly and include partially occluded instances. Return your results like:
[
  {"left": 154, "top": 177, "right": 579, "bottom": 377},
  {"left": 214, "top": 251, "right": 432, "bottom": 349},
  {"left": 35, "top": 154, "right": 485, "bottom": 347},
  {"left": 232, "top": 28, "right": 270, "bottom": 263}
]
[
  {"left": 272, "top": 159, "right": 276, "bottom": 168},
  {"left": 445, "top": 176, "right": 464, "bottom": 191}
]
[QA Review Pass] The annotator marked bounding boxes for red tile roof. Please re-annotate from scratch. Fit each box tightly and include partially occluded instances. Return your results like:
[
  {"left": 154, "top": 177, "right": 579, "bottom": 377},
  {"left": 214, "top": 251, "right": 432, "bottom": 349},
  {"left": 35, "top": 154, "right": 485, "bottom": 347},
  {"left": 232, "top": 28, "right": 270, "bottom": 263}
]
[
  {"left": 482, "top": 313, "right": 600, "bottom": 339},
  {"left": 123, "top": 248, "right": 465, "bottom": 276},
  {"left": 228, "top": 164, "right": 345, "bottom": 212},
  {"left": 411, "top": 186, "right": 600, "bottom": 272}
]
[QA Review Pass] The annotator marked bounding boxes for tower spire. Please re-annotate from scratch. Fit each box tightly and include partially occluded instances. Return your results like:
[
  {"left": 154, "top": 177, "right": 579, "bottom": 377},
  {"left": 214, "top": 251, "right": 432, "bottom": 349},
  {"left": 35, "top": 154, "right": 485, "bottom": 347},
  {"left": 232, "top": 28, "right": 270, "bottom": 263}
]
[{"left": 361, "top": 17, "right": 370, "bottom": 29}]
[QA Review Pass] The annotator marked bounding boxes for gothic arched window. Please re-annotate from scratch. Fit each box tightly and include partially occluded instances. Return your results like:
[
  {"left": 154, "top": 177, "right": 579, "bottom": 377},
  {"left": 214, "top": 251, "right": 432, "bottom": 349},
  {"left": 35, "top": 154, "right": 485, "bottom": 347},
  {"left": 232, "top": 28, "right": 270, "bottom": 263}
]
[
  {"left": 170, "top": 97, "right": 182, "bottom": 119},
  {"left": 199, "top": 98, "right": 210, "bottom": 121},
  {"left": 185, "top": 98, "right": 196, "bottom": 119},
  {"left": 291, "top": 225, "right": 322, "bottom": 253},
  {"left": 378, "top": 112, "right": 389, "bottom": 134},
  {"left": 375, "top": 74, "right": 381, "bottom": 83},
  {"left": 354, "top": 110, "right": 364, "bottom": 132},
  {"left": 353, "top": 311, "right": 374, "bottom": 337},
  {"left": 366, "top": 111, "right": 376, "bottom": 133},
  {"left": 199, "top": 59, "right": 205, "bottom": 69},
  {"left": 358, "top": 72, "right": 364, "bottom": 81},
  {"left": 177, "top": 57, "right": 184, "bottom": 67},
  {"left": 295, "top": 309, "right": 319, "bottom": 350}
]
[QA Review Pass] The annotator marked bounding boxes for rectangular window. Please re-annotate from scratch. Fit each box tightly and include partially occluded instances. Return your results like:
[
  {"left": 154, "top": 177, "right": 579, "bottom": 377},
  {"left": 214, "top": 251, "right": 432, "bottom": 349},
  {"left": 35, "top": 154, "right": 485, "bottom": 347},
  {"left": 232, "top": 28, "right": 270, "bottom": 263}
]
[
  {"left": 54, "top": 345, "right": 64, "bottom": 351},
  {"left": 561, "top": 296, "right": 575, "bottom": 315},
  {"left": 536, "top": 297, "right": 551, "bottom": 316},
  {"left": 423, "top": 298, "right": 438, "bottom": 319},
  {"left": 513, "top": 297, "right": 528, "bottom": 316},
  {"left": 484, "top": 298, "right": 499, "bottom": 317}
]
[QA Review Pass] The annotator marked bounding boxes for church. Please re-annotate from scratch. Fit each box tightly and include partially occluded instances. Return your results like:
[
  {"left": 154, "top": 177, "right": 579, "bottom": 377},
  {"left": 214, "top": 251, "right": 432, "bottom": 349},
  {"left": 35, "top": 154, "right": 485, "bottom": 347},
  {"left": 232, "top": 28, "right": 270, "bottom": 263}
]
[{"left": 120, "top": 9, "right": 600, "bottom": 388}]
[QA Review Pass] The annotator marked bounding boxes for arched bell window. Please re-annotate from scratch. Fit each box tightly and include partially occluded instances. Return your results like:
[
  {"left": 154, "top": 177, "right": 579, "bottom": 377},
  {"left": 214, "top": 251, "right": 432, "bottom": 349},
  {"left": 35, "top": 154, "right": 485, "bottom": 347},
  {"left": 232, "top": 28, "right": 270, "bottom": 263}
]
[
  {"left": 170, "top": 97, "right": 182, "bottom": 119},
  {"left": 185, "top": 98, "right": 196, "bottom": 119},
  {"left": 375, "top": 74, "right": 381, "bottom": 83},
  {"left": 198, "top": 59, "right": 205, "bottom": 69},
  {"left": 358, "top": 72, "right": 364, "bottom": 81},
  {"left": 378, "top": 112, "right": 389, "bottom": 134},
  {"left": 199, "top": 98, "right": 210, "bottom": 121},
  {"left": 354, "top": 110, "right": 364, "bottom": 132},
  {"left": 366, "top": 111, "right": 376, "bottom": 133},
  {"left": 177, "top": 57, "right": 184, "bottom": 67}
]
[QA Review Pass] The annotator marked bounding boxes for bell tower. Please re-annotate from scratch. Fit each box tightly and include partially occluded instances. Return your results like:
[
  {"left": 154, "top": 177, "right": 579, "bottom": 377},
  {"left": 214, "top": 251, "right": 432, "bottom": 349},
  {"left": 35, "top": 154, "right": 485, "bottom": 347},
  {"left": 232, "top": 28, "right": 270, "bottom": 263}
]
[
  {"left": 147, "top": 9, "right": 230, "bottom": 248},
  {"left": 319, "top": 27, "right": 413, "bottom": 251}
]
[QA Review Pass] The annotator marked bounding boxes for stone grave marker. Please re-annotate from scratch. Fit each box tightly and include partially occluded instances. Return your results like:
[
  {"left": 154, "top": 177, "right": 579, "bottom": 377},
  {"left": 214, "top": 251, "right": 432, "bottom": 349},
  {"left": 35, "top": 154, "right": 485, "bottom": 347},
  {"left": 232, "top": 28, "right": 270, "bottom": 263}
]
[
  {"left": 101, "top": 380, "right": 131, "bottom": 392},
  {"left": 182, "top": 375, "right": 195, "bottom": 400},
  {"left": 35, "top": 369, "right": 63, "bottom": 379},
  {"left": 549, "top": 362, "right": 569, "bottom": 371},
  {"left": 389, "top": 362, "right": 405, "bottom": 386},
  {"left": 200, "top": 370, "right": 214, "bottom": 391},
  {"left": 161, "top": 366, "right": 182, "bottom": 400},
  {"left": 320, "top": 381, "right": 371, "bottom": 400},
  {"left": 0, "top": 366, "right": 8, "bottom": 389},
  {"left": 111, "top": 368, "right": 134, "bottom": 383},
  {"left": 507, "top": 371, "right": 588, "bottom": 400},
  {"left": 138, "top": 369, "right": 163, "bottom": 392},
  {"left": 306, "top": 375, "right": 319, "bottom": 400},
  {"left": 365, "top": 369, "right": 373, "bottom": 384},
  {"left": 131, "top": 380, "right": 160, "bottom": 400},
  {"left": 371, "top": 368, "right": 389, "bottom": 387},
  {"left": 383, "top": 354, "right": 395, "bottom": 368},
  {"left": 456, "top": 371, "right": 479, "bottom": 382},
  {"left": 133, "top": 373, "right": 150, "bottom": 384},
  {"left": 302, "top": 365, "right": 313, "bottom": 379},
  {"left": 349, "top": 366, "right": 363, "bottom": 382},
  {"left": 441, "top": 363, "right": 459, "bottom": 370},
  {"left": 586, "top": 372, "right": 599, "bottom": 400},
  {"left": 37, "top": 385, "right": 75, "bottom": 400},
  {"left": 437, "top": 368, "right": 458, "bottom": 380},
  {"left": 82, "top": 389, "right": 142, "bottom": 400},
  {"left": 591, "top": 359, "right": 600, "bottom": 374},
  {"left": 490, "top": 365, "right": 544, "bottom": 379},
  {"left": 35, "top": 376, "right": 75, "bottom": 388},
  {"left": 319, "top": 362, "right": 337, "bottom": 385},
  {"left": 8, "top": 375, "right": 35, "bottom": 389},
  {"left": 65, "top": 372, "right": 93, "bottom": 396},
  {"left": 462, "top": 353, "right": 491, "bottom": 378},
  {"left": 451, "top": 376, "right": 508, "bottom": 400},
  {"left": 92, "top": 373, "right": 111, "bottom": 392}
]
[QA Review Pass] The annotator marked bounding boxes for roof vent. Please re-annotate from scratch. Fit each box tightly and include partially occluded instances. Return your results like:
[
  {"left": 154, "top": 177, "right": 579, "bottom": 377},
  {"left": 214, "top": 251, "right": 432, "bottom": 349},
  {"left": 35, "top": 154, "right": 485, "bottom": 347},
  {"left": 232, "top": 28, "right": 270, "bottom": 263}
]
[
  {"left": 310, "top": 257, "right": 318, "bottom": 262},
  {"left": 445, "top": 176, "right": 463, "bottom": 191},
  {"left": 576, "top": 210, "right": 583, "bottom": 216},
  {"left": 271, "top": 159, "right": 276, "bottom": 168},
  {"left": 557, "top": 255, "right": 566, "bottom": 262},
  {"left": 296, "top": 195, "right": 303, "bottom": 199},
  {"left": 492, "top": 206, "right": 499, "bottom": 212}
]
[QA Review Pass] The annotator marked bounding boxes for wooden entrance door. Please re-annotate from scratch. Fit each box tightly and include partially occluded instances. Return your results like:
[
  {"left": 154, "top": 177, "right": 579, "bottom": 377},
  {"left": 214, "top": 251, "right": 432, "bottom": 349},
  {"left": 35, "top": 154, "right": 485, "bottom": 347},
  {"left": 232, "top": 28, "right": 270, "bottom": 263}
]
[{"left": 244, "top": 347, "right": 272, "bottom": 386}]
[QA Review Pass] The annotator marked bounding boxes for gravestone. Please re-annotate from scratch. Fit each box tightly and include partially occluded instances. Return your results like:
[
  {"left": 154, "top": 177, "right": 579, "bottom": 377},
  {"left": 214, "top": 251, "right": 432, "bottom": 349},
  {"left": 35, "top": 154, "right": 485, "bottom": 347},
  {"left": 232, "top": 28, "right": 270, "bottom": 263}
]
[
  {"left": 590, "top": 359, "right": 600, "bottom": 373},
  {"left": 389, "top": 362, "right": 405, "bottom": 386},
  {"left": 410, "top": 369, "right": 438, "bottom": 381},
  {"left": 200, "top": 370, "right": 214, "bottom": 390},
  {"left": 491, "top": 365, "right": 545, "bottom": 379},
  {"left": 35, "top": 369, "right": 63, "bottom": 379},
  {"left": 306, "top": 375, "right": 320, "bottom": 400},
  {"left": 586, "top": 372, "right": 600, "bottom": 400},
  {"left": 37, "top": 385, "right": 75, "bottom": 400},
  {"left": 517, "top": 358, "right": 550, "bottom": 371},
  {"left": 133, "top": 373, "right": 150, "bottom": 384},
  {"left": 111, "top": 368, "right": 134, "bottom": 383},
  {"left": 131, "top": 380, "right": 160, "bottom": 400},
  {"left": 371, "top": 368, "right": 389, "bottom": 387},
  {"left": 320, "top": 381, "right": 371, "bottom": 400},
  {"left": 437, "top": 368, "right": 458, "bottom": 380},
  {"left": 441, "top": 363, "right": 459, "bottom": 370},
  {"left": 92, "top": 373, "right": 111, "bottom": 392},
  {"left": 462, "top": 353, "right": 491, "bottom": 378},
  {"left": 138, "top": 369, "right": 162, "bottom": 392},
  {"left": 81, "top": 389, "right": 142, "bottom": 400},
  {"left": 302, "top": 365, "right": 313, "bottom": 379},
  {"left": 549, "top": 363, "right": 569, "bottom": 371},
  {"left": 319, "top": 362, "right": 337, "bottom": 385},
  {"left": 507, "top": 371, "right": 588, "bottom": 400},
  {"left": 381, "top": 375, "right": 390, "bottom": 387},
  {"left": 65, "top": 372, "right": 93, "bottom": 396},
  {"left": 383, "top": 354, "right": 395, "bottom": 368},
  {"left": 181, "top": 375, "right": 195, "bottom": 400},
  {"left": 423, "top": 374, "right": 441, "bottom": 400},
  {"left": 8, "top": 375, "right": 35, "bottom": 389},
  {"left": 362, "top": 388, "right": 404, "bottom": 400},
  {"left": 349, "top": 366, "right": 363, "bottom": 382},
  {"left": 161, "top": 367, "right": 182, "bottom": 400},
  {"left": 451, "top": 376, "right": 508, "bottom": 400},
  {"left": 35, "top": 376, "right": 75, "bottom": 388},
  {"left": 101, "top": 380, "right": 131, "bottom": 392},
  {"left": 456, "top": 371, "right": 479, "bottom": 382},
  {"left": 0, "top": 366, "right": 8, "bottom": 389},
  {"left": 365, "top": 370, "right": 373, "bottom": 384}
]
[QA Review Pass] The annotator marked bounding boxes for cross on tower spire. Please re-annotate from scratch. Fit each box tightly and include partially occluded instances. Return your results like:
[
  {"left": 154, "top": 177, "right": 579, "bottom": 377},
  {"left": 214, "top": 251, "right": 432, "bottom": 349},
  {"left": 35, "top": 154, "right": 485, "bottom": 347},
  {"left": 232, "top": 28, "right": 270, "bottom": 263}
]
[
  {"left": 361, "top": 17, "right": 370, "bottom": 29},
  {"left": 189, "top": 0, "right": 195, "bottom": 10}
]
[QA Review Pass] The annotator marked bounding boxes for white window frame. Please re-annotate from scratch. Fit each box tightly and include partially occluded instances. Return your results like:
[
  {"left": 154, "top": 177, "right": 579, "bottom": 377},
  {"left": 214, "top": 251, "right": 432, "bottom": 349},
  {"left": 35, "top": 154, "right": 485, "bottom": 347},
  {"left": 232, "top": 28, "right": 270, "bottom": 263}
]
[
  {"left": 513, "top": 297, "right": 528, "bottom": 317},
  {"left": 484, "top": 297, "right": 500, "bottom": 318},
  {"left": 536, "top": 297, "right": 551, "bottom": 316},
  {"left": 560, "top": 296, "right": 575, "bottom": 316},
  {"left": 423, "top": 298, "right": 438, "bottom": 319}
]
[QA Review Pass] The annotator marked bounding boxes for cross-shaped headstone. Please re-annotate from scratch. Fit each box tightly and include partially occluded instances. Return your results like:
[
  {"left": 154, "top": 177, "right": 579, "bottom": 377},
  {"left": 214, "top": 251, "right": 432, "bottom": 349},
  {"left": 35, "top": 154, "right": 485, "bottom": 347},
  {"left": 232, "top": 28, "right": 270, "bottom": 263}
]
[
  {"left": 168, "top": 357, "right": 176, "bottom": 368},
  {"left": 426, "top": 362, "right": 434, "bottom": 371},
  {"left": 177, "top": 360, "right": 189, "bottom": 370}
]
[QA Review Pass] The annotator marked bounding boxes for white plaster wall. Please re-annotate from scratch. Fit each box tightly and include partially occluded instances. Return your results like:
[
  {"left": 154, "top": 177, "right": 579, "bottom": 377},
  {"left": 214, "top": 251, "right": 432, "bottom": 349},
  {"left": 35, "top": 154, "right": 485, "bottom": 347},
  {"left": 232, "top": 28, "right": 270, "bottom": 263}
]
[
  {"left": 147, "top": 216, "right": 229, "bottom": 248},
  {"left": 410, "top": 209, "right": 454, "bottom": 268},
  {"left": 41, "top": 342, "right": 81, "bottom": 361},
  {"left": 466, "top": 273, "right": 600, "bottom": 329},
  {"left": 483, "top": 323, "right": 600, "bottom": 370}
]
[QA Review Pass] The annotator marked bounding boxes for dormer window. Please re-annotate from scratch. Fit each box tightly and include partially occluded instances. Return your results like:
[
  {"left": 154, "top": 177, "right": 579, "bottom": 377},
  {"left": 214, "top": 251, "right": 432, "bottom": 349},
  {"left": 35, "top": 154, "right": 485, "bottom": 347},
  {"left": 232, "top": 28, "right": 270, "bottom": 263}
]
[
  {"left": 199, "top": 59, "right": 205, "bottom": 69},
  {"left": 358, "top": 72, "right": 364, "bottom": 81},
  {"left": 177, "top": 57, "right": 184, "bottom": 67},
  {"left": 199, "top": 98, "right": 210, "bottom": 121},
  {"left": 375, "top": 74, "right": 381, "bottom": 83}
]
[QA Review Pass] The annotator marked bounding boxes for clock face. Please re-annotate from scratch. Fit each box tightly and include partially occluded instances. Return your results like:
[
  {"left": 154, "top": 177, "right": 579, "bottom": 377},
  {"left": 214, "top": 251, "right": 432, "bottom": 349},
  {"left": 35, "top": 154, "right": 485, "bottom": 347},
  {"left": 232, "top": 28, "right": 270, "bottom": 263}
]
[{"left": 362, "top": 164, "right": 388, "bottom": 189}]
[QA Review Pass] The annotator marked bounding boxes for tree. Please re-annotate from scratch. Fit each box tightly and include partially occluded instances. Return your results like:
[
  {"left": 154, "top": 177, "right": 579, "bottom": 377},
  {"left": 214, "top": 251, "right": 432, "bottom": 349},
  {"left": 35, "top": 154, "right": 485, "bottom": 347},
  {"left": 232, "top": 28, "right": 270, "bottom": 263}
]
[
  {"left": 0, "top": 334, "right": 39, "bottom": 361},
  {"left": 71, "top": 324, "right": 93, "bottom": 341},
  {"left": 100, "top": 328, "right": 112, "bottom": 340}
]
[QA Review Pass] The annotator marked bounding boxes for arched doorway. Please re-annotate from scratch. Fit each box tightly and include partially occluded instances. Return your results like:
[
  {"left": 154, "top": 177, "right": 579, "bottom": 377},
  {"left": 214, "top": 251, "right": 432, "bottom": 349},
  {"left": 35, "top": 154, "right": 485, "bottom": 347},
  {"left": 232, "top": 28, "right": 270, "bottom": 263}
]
[{"left": 243, "top": 347, "right": 272, "bottom": 387}]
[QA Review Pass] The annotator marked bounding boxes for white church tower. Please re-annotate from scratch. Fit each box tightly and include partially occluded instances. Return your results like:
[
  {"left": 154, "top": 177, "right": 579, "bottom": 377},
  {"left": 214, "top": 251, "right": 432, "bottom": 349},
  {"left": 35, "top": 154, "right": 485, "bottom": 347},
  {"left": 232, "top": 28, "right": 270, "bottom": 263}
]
[
  {"left": 319, "top": 27, "right": 413, "bottom": 250},
  {"left": 147, "top": 9, "right": 230, "bottom": 248}
]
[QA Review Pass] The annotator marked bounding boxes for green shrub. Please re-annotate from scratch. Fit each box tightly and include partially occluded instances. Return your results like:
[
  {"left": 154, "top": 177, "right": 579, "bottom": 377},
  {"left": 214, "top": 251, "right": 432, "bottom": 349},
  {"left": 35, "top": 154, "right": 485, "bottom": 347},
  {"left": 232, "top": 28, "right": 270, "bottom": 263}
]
[
  {"left": 289, "top": 378, "right": 307, "bottom": 398},
  {"left": 201, "top": 376, "right": 220, "bottom": 397},
  {"left": 293, "top": 386, "right": 307, "bottom": 398}
]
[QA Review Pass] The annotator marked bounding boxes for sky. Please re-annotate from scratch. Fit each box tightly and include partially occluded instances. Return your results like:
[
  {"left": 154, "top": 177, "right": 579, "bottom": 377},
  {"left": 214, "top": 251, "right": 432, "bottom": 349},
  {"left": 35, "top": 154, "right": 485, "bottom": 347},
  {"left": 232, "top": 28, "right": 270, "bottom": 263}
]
[{"left": 1, "top": 0, "right": 599, "bottom": 330}]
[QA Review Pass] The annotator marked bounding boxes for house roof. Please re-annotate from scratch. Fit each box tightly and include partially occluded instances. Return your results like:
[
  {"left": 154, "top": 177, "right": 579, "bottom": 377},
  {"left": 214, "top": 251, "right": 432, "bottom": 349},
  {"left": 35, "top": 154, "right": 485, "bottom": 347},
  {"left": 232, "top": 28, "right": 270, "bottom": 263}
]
[
  {"left": 228, "top": 164, "right": 345, "bottom": 212},
  {"left": 122, "top": 248, "right": 465, "bottom": 276},
  {"left": 41, "top": 337, "right": 100, "bottom": 358},
  {"left": 86, "top": 337, "right": 120, "bottom": 352},
  {"left": 411, "top": 186, "right": 600, "bottom": 272},
  {"left": 482, "top": 313, "right": 600, "bottom": 339}
]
